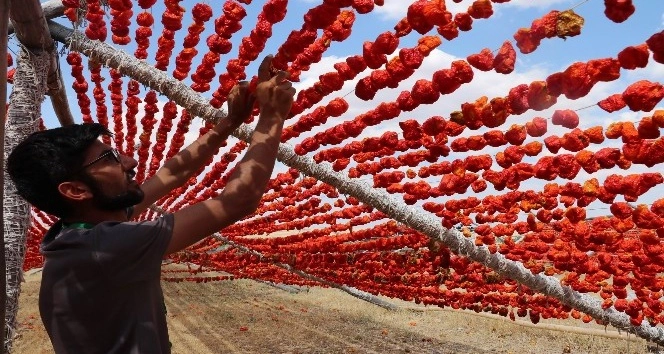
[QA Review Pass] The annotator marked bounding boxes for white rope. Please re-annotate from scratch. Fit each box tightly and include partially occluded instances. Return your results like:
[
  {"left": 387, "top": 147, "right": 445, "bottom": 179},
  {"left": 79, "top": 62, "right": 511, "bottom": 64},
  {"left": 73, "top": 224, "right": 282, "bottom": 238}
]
[{"left": 4, "top": 48, "right": 48, "bottom": 352}]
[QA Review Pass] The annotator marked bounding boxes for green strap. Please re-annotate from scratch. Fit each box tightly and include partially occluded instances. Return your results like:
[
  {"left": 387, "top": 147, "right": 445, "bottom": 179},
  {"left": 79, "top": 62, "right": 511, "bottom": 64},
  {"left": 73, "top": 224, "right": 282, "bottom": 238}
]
[{"left": 62, "top": 222, "right": 95, "bottom": 230}]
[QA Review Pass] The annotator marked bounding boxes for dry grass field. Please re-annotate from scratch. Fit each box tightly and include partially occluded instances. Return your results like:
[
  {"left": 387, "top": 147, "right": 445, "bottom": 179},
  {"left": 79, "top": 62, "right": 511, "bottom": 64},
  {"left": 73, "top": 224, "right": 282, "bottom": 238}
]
[{"left": 12, "top": 268, "right": 660, "bottom": 354}]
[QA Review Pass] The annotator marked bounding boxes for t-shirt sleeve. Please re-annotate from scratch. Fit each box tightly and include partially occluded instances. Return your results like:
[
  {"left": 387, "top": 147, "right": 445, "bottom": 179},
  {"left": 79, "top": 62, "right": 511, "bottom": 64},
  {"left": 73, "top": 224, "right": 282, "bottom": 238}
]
[{"left": 92, "top": 214, "right": 174, "bottom": 284}]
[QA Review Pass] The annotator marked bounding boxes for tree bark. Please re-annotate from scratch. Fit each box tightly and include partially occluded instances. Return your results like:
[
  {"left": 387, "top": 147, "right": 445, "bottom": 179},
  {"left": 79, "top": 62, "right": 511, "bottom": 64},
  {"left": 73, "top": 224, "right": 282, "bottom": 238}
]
[
  {"left": 5, "top": 0, "right": 63, "bottom": 350},
  {"left": 3, "top": 48, "right": 49, "bottom": 352},
  {"left": 10, "top": 0, "right": 72, "bottom": 126},
  {"left": 7, "top": 0, "right": 64, "bottom": 36},
  {"left": 0, "top": 0, "right": 10, "bottom": 351},
  {"left": 50, "top": 23, "right": 664, "bottom": 345}
]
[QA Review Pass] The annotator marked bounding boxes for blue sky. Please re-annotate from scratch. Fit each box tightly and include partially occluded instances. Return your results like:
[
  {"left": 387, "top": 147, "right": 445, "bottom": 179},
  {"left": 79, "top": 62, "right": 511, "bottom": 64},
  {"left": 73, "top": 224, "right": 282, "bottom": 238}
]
[
  {"left": 7, "top": 0, "right": 664, "bottom": 219},
  {"left": 24, "top": 0, "right": 663, "bottom": 128}
]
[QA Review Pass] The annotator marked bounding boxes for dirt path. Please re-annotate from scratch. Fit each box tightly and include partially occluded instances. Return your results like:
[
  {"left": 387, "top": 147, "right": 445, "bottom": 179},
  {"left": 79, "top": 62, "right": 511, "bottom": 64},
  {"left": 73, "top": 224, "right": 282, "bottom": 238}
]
[{"left": 12, "top": 270, "right": 656, "bottom": 354}]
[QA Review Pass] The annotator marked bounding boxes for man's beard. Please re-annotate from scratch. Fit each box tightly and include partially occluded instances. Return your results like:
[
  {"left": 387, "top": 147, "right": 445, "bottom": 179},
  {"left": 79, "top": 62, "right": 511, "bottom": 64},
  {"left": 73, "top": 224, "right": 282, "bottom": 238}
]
[{"left": 80, "top": 173, "right": 144, "bottom": 211}]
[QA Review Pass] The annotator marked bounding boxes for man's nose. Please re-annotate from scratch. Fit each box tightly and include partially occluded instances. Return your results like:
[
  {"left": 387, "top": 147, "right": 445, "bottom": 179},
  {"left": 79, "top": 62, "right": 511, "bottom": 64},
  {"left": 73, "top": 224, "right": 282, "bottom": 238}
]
[{"left": 120, "top": 154, "right": 138, "bottom": 169}]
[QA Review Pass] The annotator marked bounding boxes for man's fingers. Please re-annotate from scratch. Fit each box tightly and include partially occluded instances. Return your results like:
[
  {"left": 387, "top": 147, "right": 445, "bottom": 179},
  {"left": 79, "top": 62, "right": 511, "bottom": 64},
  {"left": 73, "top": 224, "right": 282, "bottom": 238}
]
[
  {"left": 258, "top": 55, "right": 273, "bottom": 82},
  {"left": 276, "top": 79, "right": 293, "bottom": 89},
  {"left": 284, "top": 87, "right": 296, "bottom": 97},
  {"left": 272, "top": 69, "right": 290, "bottom": 83}
]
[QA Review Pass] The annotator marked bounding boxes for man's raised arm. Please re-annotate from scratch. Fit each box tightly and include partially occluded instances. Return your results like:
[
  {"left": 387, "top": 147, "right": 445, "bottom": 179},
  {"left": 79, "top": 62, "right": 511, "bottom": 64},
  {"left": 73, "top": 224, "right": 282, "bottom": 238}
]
[
  {"left": 165, "top": 67, "right": 295, "bottom": 254},
  {"left": 131, "top": 57, "right": 273, "bottom": 217}
]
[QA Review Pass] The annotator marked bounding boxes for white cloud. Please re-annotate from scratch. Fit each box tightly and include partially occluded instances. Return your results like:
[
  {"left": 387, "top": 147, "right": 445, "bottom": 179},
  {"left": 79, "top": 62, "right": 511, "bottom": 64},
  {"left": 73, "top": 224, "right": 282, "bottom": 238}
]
[
  {"left": 279, "top": 45, "right": 664, "bottom": 214},
  {"left": 372, "top": 0, "right": 575, "bottom": 21},
  {"left": 501, "top": 0, "right": 574, "bottom": 10}
]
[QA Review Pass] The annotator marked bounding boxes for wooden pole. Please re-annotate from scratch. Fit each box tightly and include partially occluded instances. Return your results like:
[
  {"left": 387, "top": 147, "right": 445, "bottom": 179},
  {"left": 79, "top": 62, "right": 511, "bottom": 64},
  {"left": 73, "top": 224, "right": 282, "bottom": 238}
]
[
  {"left": 4, "top": 0, "right": 64, "bottom": 349},
  {"left": 9, "top": 0, "right": 72, "bottom": 126},
  {"left": 7, "top": 0, "right": 64, "bottom": 36},
  {"left": 0, "top": 0, "right": 10, "bottom": 350}
]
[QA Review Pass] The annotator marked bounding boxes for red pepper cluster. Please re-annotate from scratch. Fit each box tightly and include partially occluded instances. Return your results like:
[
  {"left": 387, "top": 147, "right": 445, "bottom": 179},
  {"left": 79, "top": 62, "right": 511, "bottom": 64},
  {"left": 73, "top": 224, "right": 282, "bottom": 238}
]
[
  {"left": 108, "top": 69, "right": 125, "bottom": 151},
  {"left": 108, "top": 0, "right": 133, "bottom": 45},
  {"left": 171, "top": 3, "right": 213, "bottom": 82},
  {"left": 6, "top": 53, "right": 14, "bottom": 84},
  {"left": 84, "top": 0, "right": 107, "bottom": 41},
  {"left": 290, "top": 11, "right": 356, "bottom": 82},
  {"left": 168, "top": 142, "right": 248, "bottom": 210},
  {"left": 124, "top": 80, "right": 141, "bottom": 155},
  {"left": 136, "top": 91, "right": 159, "bottom": 183},
  {"left": 405, "top": 0, "right": 451, "bottom": 35},
  {"left": 272, "top": 2, "right": 345, "bottom": 71},
  {"left": 513, "top": 10, "right": 559, "bottom": 54},
  {"left": 154, "top": 0, "right": 185, "bottom": 70},
  {"left": 61, "top": 0, "right": 80, "bottom": 22},
  {"left": 148, "top": 101, "right": 178, "bottom": 178},
  {"left": 88, "top": 62, "right": 109, "bottom": 138},
  {"left": 284, "top": 98, "right": 349, "bottom": 142},
  {"left": 208, "top": 0, "right": 252, "bottom": 106},
  {"left": 604, "top": 0, "right": 635, "bottom": 23},
  {"left": 67, "top": 52, "right": 93, "bottom": 124}
]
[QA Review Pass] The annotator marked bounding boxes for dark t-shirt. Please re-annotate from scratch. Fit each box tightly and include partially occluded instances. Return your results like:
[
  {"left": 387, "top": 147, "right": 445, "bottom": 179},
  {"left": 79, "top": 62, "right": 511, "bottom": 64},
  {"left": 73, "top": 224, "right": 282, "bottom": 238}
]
[{"left": 39, "top": 214, "right": 174, "bottom": 354}]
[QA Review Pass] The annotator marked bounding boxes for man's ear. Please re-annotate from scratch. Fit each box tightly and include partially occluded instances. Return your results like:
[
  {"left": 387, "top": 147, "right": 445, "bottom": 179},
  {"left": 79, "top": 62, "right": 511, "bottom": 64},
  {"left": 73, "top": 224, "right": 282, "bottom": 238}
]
[{"left": 57, "top": 181, "right": 93, "bottom": 202}]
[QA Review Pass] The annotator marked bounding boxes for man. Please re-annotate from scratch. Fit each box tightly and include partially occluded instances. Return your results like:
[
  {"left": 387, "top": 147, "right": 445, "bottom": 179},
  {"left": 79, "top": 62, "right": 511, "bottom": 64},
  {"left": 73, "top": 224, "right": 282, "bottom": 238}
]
[{"left": 6, "top": 55, "right": 295, "bottom": 353}]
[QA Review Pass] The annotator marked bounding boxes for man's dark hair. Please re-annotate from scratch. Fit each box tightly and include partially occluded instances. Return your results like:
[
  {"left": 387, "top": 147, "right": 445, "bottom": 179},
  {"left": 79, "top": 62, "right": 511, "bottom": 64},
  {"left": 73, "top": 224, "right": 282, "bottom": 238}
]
[{"left": 6, "top": 123, "right": 112, "bottom": 218}]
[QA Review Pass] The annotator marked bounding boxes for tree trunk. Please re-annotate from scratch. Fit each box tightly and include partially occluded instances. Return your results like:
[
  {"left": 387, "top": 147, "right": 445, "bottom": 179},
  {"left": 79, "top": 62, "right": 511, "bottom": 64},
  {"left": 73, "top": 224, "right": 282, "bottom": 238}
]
[
  {"left": 1, "top": 0, "right": 10, "bottom": 351},
  {"left": 10, "top": 0, "right": 72, "bottom": 126},
  {"left": 7, "top": 0, "right": 64, "bottom": 36},
  {"left": 3, "top": 49, "right": 49, "bottom": 352},
  {"left": 49, "top": 23, "right": 664, "bottom": 345}
]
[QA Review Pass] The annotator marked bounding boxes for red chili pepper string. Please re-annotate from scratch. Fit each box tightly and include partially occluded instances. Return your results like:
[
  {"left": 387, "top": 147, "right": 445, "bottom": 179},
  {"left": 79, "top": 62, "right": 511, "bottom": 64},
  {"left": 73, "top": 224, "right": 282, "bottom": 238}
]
[
  {"left": 223, "top": 0, "right": 286, "bottom": 86},
  {"left": 147, "top": 101, "right": 178, "bottom": 178},
  {"left": 271, "top": 2, "right": 341, "bottom": 71},
  {"left": 24, "top": 225, "right": 45, "bottom": 270},
  {"left": 288, "top": 10, "right": 356, "bottom": 83},
  {"left": 108, "top": 69, "right": 125, "bottom": 152},
  {"left": 165, "top": 110, "right": 193, "bottom": 160},
  {"left": 124, "top": 80, "right": 141, "bottom": 156},
  {"left": 61, "top": 0, "right": 80, "bottom": 22},
  {"left": 108, "top": 0, "right": 133, "bottom": 45},
  {"left": 151, "top": 110, "right": 200, "bottom": 208},
  {"left": 228, "top": 182, "right": 339, "bottom": 231},
  {"left": 173, "top": 3, "right": 213, "bottom": 84},
  {"left": 135, "top": 90, "right": 159, "bottom": 184},
  {"left": 84, "top": 0, "right": 107, "bottom": 41},
  {"left": 66, "top": 52, "right": 94, "bottom": 125},
  {"left": 154, "top": 0, "right": 184, "bottom": 71},
  {"left": 134, "top": 12, "right": 154, "bottom": 60},
  {"left": 205, "top": 0, "right": 250, "bottom": 106},
  {"left": 163, "top": 141, "right": 246, "bottom": 210},
  {"left": 229, "top": 207, "right": 381, "bottom": 243}
]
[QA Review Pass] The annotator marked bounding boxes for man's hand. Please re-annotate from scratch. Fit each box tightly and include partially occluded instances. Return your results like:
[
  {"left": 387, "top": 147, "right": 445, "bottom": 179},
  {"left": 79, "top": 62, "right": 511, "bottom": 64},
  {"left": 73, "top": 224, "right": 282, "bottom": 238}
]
[
  {"left": 255, "top": 56, "right": 295, "bottom": 119},
  {"left": 226, "top": 81, "right": 253, "bottom": 127}
]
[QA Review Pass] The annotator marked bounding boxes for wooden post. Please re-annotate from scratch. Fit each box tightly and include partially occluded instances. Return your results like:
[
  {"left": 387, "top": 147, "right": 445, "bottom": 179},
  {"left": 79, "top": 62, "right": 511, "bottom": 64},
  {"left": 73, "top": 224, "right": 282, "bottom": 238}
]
[
  {"left": 0, "top": 0, "right": 9, "bottom": 350},
  {"left": 9, "top": 0, "right": 72, "bottom": 126},
  {"left": 7, "top": 0, "right": 64, "bottom": 36}
]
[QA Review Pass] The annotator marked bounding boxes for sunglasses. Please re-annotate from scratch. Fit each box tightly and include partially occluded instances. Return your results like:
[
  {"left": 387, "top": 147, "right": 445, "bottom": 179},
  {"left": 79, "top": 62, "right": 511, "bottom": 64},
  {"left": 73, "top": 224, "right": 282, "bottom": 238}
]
[{"left": 82, "top": 148, "right": 121, "bottom": 169}]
